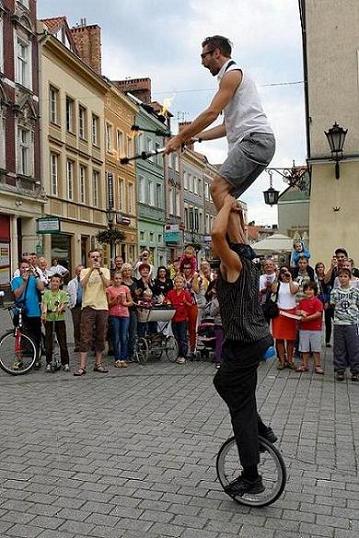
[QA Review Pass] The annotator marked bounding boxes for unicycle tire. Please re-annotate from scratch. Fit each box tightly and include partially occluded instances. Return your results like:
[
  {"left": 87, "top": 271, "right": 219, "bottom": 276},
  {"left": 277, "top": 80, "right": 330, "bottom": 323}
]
[
  {"left": 0, "top": 330, "right": 37, "bottom": 375},
  {"left": 216, "top": 435, "right": 286, "bottom": 507}
]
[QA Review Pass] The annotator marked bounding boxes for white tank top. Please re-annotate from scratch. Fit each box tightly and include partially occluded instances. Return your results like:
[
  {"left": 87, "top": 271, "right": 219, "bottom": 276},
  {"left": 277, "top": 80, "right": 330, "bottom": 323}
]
[{"left": 217, "top": 60, "right": 273, "bottom": 151}]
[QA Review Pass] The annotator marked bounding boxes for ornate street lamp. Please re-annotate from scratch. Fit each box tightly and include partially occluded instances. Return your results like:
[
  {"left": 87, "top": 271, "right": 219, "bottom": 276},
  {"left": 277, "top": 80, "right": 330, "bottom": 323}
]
[
  {"left": 324, "top": 122, "right": 348, "bottom": 179},
  {"left": 106, "top": 207, "right": 116, "bottom": 262},
  {"left": 263, "top": 171, "right": 279, "bottom": 206}
]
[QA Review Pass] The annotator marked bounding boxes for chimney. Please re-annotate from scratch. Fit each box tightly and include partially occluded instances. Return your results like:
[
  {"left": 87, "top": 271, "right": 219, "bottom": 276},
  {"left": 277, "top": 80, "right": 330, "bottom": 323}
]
[
  {"left": 70, "top": 23, "right": 102, "bottom": 75},
  {"left": 113, "top": 78, "right": 152, "bottom": 104},
  {"left": 178, "top": 121, "right": 194, "bottom": 151}
]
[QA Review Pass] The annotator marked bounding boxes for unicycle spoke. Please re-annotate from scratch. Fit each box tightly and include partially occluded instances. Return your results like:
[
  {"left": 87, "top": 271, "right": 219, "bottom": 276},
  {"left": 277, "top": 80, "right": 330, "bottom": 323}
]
[
  {"left": 216, "top": 435, "right": 286, "bottom": 507},
  {"left": 0, "top": 330, "right": 37, "bottom": 375}
]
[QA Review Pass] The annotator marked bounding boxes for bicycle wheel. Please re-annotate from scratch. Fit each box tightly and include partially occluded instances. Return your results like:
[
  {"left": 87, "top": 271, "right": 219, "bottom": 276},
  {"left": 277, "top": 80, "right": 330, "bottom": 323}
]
[
  {"left": 216, "top": 435, "right": 286, "bottom": 507},
  {"left": 164, "top": 336, "right": 178, "bottom": 362},
  {"left": 136, "top": 337, "right": 149, "bottom": 363},
  {"left": 0, "top": 330, "right": 37, "bottom": 375}
]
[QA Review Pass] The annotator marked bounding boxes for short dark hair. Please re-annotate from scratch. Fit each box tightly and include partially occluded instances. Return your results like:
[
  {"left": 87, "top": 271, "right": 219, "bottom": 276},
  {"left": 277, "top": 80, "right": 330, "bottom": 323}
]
[
  {"left": 19, "top": 259, "right": 30, "bottom": 266},
  {"left": 338, "top": 268, "right": 351, "bottom": 277},
  {"left": 50, "top": 273, "right": 63, "bottom": 281},
  {"left": 202, "top": 35, "right": 232, "bottom": 57},
  {"left": 335, "top": 248, "right": 348, "bottom": 257},
  {"left": 303, "top": 281, "right": 318, "bottom": 295}
]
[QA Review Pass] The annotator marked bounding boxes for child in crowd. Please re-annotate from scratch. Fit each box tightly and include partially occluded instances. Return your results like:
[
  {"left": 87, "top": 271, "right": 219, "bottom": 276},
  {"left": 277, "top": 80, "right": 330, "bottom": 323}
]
[
  {"left": 165, "top": 275, "right": 192, "bottom": 365},
  {"left": 330, "top": 268, "right": 359, "bottom": 381},
  {"left": 290, "top": 240, "right": 311, "bottom": 268},
  {"left": 179, "top": 245, "right": 197, "bottom": 274},
  {"left": 106, "top": 271, "right": 133, "bottom": 368},
  {"left": 296, "top": 281, "right": 324, "bottom": 374},
  {"left": 136, "top": 288, "right": 157, "bottom": 337},
  {"left": 41, "top": 274, "right": 70, "bottom": 372}
]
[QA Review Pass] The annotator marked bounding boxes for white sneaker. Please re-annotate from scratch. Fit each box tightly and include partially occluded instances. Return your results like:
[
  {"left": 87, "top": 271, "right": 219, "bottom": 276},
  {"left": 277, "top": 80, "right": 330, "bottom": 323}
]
[
  {"left": 63, "top": 364, "right": 70, "bottom": 372},
  {"left": 176, "top": 357, "right": 186, "bottom": 364},
  {"left": 46, "top": 364, "right": 52, "bottom": 372}
]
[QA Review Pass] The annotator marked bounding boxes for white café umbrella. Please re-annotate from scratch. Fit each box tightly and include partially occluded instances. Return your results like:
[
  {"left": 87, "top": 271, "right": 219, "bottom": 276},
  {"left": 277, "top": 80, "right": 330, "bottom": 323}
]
[{"left": 252, "top": 233, "right": 293, "bottom": 255}]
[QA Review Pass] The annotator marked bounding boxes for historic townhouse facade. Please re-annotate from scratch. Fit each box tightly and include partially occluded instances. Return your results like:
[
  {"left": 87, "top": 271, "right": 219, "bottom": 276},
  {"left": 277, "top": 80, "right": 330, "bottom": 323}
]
[
  {"left": 163, "top": 150, "right": 184, "bottom": 261},
  {"left": 133, "top": 101, "right": 167, "bottom": 267},
  {"left": 181, "top": 149, "right": 207, "bottom": 260},
  {"left": 300, "top": 0, "right": 359, "bottom": 261},
  {"left": 0, "top": 0, "right": 43, "bottom": 285},
  {"left": 38, "top": 17, "right": 109, "bottom": 271},
  {"left": 104, "top": 84, "right": 138, "bottom": 264},
  {"left": 202, "top": 161, "right": 218, "bottom": 259}
]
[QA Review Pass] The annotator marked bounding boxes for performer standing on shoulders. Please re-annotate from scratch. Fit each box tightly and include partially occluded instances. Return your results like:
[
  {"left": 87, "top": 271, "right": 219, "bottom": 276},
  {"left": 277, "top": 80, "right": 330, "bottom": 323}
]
[{"left": 211, "top": 194, "right": 277, "bottom": 497}]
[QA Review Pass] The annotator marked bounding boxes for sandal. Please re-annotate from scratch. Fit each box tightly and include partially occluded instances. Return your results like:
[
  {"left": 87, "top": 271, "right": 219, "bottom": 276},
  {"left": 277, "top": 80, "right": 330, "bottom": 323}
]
[
  {"left": 285, "top": 362, "right": 296, "bottom": 370},
  {"left": 73, "top": 368, "right": 86, "bottom": 376},
  {"left": 93, "top": 364, "right": 109, "bottom": 373},
  {"left": 296, "top": 365, "right": 309, "bottom": 372},
  {"left": 114, "top": 360, "right": 122, "bottom": 368},
  {"left": 276, "top": 361, "right": 286, "bottom": 370},
  {"left": 315, "top": 366, "right": 324, "bottom": 374}
]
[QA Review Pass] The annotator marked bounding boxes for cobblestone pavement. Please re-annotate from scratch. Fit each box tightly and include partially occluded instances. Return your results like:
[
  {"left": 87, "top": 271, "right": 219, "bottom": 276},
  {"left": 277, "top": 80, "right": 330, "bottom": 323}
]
[{"left": 0, "top": 306, "right": 358, "bottom": 538}]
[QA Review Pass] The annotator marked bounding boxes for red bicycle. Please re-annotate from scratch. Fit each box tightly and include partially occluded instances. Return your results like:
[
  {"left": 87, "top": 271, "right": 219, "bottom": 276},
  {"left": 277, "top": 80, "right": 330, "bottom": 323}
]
[{"left": 0, "top": 306, "right": 37, "bottom": 375}]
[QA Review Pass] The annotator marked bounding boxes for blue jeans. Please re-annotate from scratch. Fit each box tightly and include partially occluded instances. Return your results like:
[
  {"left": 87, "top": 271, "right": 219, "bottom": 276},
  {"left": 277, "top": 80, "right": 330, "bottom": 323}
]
[
  {"left": 172, "top": 320, "right": 188, "bottom": 358},
  {"left": 110, "top": 316, "right": 130, "bottom": 361}
]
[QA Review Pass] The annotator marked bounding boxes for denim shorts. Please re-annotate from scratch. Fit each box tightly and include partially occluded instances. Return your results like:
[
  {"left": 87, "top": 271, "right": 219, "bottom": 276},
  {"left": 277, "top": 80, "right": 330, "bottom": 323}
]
[
  {"left": 299, "top": 330, "right": 322, "bottom": 353},
  {"left": 220, "top": 132, "right": 276, "bottom": 197}
]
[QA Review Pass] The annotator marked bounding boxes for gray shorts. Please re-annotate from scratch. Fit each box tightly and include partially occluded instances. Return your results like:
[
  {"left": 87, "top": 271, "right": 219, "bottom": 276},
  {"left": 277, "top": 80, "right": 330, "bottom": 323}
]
[
  {"left": 220, "top": 132, "right": 276, "bottom": 197},
  {"left": 299, "top": 330, "right": 322, "bottom": 353}
]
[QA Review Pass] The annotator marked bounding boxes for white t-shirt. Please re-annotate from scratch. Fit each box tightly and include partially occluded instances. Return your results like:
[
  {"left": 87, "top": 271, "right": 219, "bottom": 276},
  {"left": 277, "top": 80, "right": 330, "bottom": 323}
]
[
  {"left": 259, "top": 273, "right": 277, "bottom": 305},
  {"left": 49, "top": 264, "right": 68, "bottom": 277},
  {"left": 277, "top": 282, "right": 297, "bottom": 309}
]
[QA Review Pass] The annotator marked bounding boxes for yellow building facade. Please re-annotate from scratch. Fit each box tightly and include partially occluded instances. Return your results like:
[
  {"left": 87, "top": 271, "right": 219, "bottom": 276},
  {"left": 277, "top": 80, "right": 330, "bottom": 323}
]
[
  {"left": 300, "top": 0, "right": 359, "bottom": 263},
  {"left": 104, "top": 86, "right": 138, "bottom": 264},
  {"left": 38, "top": 23, "right": 109, "bottom": 272}
]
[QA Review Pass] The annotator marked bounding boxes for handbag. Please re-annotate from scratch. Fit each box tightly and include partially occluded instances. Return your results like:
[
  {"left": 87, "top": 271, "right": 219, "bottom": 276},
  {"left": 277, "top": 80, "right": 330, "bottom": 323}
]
[{"left": 262, "top": 281, "right": 280, "bottom": 320}]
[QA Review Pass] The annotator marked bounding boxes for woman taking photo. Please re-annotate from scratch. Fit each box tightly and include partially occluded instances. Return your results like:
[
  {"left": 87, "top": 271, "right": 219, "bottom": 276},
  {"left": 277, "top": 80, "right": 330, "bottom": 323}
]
[{"left": 271, "top": 266, "right": 299, "bottom": 370}]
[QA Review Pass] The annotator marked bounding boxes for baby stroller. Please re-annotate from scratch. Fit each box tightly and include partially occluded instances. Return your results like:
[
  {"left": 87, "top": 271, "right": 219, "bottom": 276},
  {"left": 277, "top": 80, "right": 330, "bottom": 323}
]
[{"left": 196, "top": 301, "right": 216, "bottom": 360}]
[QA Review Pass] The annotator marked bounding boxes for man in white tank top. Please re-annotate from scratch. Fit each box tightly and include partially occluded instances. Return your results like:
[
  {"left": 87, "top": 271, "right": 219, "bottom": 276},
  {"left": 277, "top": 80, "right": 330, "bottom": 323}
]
[{"left": 165, "top": 35, "right": 275, "bottom": 245}]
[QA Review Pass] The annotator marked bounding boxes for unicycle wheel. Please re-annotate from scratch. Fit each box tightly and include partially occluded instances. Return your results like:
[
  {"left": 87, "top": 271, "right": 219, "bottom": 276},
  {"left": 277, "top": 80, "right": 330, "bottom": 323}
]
[{"left": 216, "top": 435, "right": 286, "bottom": 507}]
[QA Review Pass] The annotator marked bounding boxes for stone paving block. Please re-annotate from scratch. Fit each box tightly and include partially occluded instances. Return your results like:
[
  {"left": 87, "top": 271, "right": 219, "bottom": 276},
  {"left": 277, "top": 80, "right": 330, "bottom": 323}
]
[
  {"left": 5, "top": 523, "right": 43, "bottom": 537},
  {"left": 181, "top": 529, "right": 219, "bottom": 538},
  {"left": 239, "top": 526, "right": 275, "bottom": 538},
  {"left": 37, "top": 532, "right": 74, "bottom": 538},
  {"left": 58, "top": 519, "right": 95, "bottom": 535},
  {"left": 139, "top": 508, "right": 174, "bottom": 523},
  {"left": 30, "top": 516, "right": 65, "bottom": 530},
  {"left": 144, "top": 521, "right": 184, "bottom": 537},
  {"left": 299, "top": 522, "right": 335, "bottom": 536}
]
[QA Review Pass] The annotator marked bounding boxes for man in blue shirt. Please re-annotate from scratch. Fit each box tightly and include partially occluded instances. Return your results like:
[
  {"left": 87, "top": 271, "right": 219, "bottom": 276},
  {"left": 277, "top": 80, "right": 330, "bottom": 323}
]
[{"left": 11, "top": 259, "right": 44, "bottom": 367}]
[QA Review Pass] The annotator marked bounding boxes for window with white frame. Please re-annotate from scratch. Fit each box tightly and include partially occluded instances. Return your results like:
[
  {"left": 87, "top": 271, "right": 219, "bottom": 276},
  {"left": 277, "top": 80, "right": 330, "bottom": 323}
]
[
  {"left": 184, "top": 205, "right": 189, "bottom": 229},
  {"left": 127, "top": 136, "right": 133, "bottom": 160},
  {"left": 118, "top": 178, "right": 126, "bottom": 211},
  {"left": 198, "top": 177, "right": 202, "bottom": 196},
  {"left": 148, "top": 181, "right": 155, "bottom": 205},
  {"left": 106, "top": 123, "right": 113, "bottom": 152},
  {"left": 205, "top": 182, "right": 210, "bottom": 200},
  {"left": 147, "top": 137, "right": 153, "bottom": 161},
  {"left": 66, "top": 96, "right": 74, "bottom": 132},
  {"left": 78, "top": 105, "right": 87, "bottom": 140},
  {"left": 17, "top": 126, "right": 32, "bottom": 176},
  {"left": 199, "top": 210, "right": 203, "bottom": 233},
  {"left": 16, "top": 37, "right": 31, "bottom": 89},
  {"left": 176, "top": 190, "right": 181, "bottom": 217},
  {"left": 206, "top": 214, "right": 210, "bottom": 233},
  {"left": 188, "top": 173, "right": 193, "bottom": 192},
  {"left": 128, "top": 182, "right": 134, "bottom": 214},
  {"left": 156, "top": 183, "right": 162, "bottom": 208},
  {"left": 49, "top": 86, "right": 59, "bottom": 125},
  {"left": 0, "top": 110, "right": 5, "bottom": 169},
  {"left": 138, "top": 175, "right": 145, "bottom": 203},
  {"left": 137, "top": 132, "right": 144, "bottom": 153},
  {"left": 194, "top": 208, "right": 199, "bottom": 231},
  {"left": 50, "top": 153, "right": 59, "bottom": 196},
  {"left": 116, "top": 130, "right": 124, "bottom": 155},
  {"left": 140, "top": 231, "right": 145, "bottom": 241},
  {"left": 183, "top": 171, "right": 188, "bottom": 190},
  {"left": 92, "top": 114, "right": 99, "bottom": 146},
  {"left": 66, "top": 159, "right": 74, "bottom": 200},
  {"left": 79, "top": 165, "right": 87, "bottom": 203},
  {"left": 169, "top": 188, "right": 174, "bottom": 215},
  {"left": 193, "top": 176, "right": 198, "bottom": 195},
  {"left": 92, "top": 170, "right": 100, "bottom": 206}
]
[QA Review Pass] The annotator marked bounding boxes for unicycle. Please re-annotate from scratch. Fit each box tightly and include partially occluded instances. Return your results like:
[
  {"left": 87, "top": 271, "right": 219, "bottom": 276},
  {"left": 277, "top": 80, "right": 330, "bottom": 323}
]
[{"left": 216, "top": 435, "right": 286, "bottom": 507}]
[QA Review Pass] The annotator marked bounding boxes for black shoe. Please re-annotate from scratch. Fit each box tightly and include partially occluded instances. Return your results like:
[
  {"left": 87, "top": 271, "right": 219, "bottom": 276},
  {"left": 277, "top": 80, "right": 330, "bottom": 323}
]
[
  {"left": 336, "top": 371, "right": 345, "bottom": 381},
  {"left": 34, "top": 361, "right": 41, "bottom": 370},
  {"left": 351, "top": 373, "right": 359, "bottom": 382},
  {"left": 261, "top": 426, "right": 278, "bottom": 444},
  {"left": 224, "top": 475, "right": 265, "bottom": 497}
]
